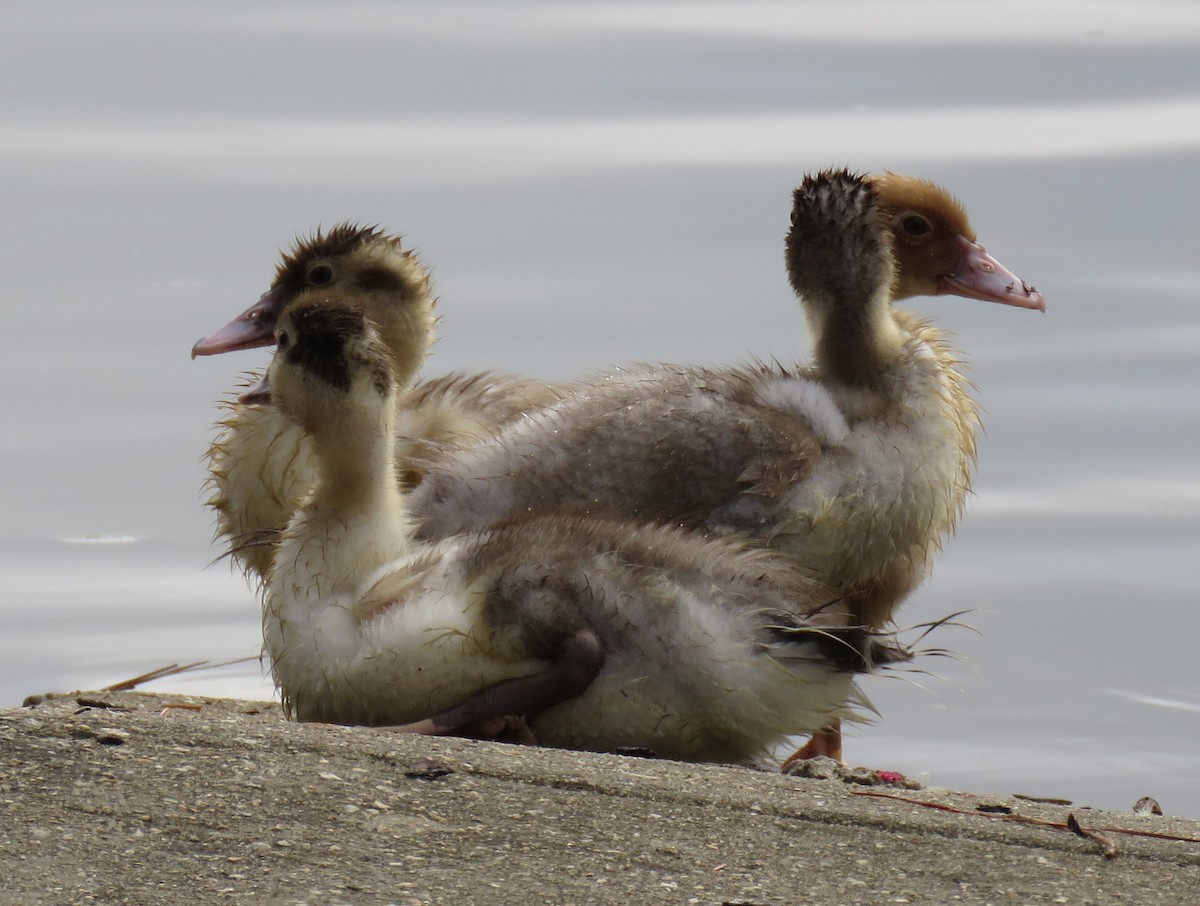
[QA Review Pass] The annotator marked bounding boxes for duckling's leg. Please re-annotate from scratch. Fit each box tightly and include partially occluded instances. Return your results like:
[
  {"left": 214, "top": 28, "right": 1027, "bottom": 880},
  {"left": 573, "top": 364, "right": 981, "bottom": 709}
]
[
  {"left": 376, "top": 627, "right": 606, "bottom": 742},
  {"left": 780, "top": 720, "right": 843, "bottom": 769}
]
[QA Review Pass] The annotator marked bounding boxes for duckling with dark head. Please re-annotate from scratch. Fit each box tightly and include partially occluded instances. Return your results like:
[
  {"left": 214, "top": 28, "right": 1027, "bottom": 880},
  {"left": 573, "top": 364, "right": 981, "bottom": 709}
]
[{"left": 414, "top": 169, "right": 1043, "bottom": 625}]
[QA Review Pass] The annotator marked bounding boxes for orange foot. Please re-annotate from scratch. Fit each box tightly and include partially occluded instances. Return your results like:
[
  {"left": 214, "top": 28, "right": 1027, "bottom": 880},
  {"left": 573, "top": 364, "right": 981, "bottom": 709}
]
[{"left": 780, "top": 720, "right": 843, "bottom": 772}]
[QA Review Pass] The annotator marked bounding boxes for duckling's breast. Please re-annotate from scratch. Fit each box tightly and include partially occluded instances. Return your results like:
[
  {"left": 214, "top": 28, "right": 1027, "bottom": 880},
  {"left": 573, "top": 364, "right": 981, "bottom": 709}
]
[
  {"left": 718, "top": 358, "right": 975, "bottom": 593},
  {"left": 267, "top": 542, "right": 541, "bottom": 727},
  {"left": 393, "top": 372, "right": 564, "bottom": 487}
]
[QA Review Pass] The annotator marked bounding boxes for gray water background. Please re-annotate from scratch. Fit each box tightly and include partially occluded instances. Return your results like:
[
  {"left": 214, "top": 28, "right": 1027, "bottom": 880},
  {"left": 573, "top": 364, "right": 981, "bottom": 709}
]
[{"left": 3, "top": 2, "right": 1198, "bottom": 817}]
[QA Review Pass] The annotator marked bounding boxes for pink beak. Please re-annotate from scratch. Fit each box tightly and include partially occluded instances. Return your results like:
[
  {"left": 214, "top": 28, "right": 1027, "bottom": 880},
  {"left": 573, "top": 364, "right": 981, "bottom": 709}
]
[
  {"left": 191, "top": 286, "right": 287, "bottom": 359},
  {"left": 938, "top": 235, "right": 1046, "bottom": 312}
]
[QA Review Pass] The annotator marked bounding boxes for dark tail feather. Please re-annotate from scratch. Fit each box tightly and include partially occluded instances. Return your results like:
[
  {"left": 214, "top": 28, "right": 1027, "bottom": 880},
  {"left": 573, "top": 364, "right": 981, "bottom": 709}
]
[
  {"left": 861, "top": 629, "right": 916, "bottom": 670},
  {"left": 768, "top": 620, "right": 914, "bottom": 673},
  {"left": 905, "top": 609, "right": 979, "bottom": 646},
  {"left": 767, "top": 604, "right": 971, "bottom": 674}
]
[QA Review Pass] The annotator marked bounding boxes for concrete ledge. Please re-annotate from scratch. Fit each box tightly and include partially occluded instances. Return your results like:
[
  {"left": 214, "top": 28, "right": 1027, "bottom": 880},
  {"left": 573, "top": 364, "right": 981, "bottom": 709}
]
[{"left": 3, "top": 691, "right": 1198, "bottom": 905}]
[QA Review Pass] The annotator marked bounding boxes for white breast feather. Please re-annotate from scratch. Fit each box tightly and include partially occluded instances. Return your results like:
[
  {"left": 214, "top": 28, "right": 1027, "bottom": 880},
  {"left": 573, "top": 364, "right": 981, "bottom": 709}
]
[{"left": 755, "top": 377, "right": 851, "bottom": 446}]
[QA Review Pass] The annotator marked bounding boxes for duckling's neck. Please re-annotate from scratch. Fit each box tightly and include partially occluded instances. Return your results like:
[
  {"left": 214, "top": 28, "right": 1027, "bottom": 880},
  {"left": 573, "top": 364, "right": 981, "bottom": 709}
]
[
  {"left": 311, "top": 419, "right": 398, "bottom": 511},
  {"left": 807, "top": 285, "right": 906, "bottom": 387},
  {"left": 280, "top": 411, "right": 415, "bottom": 601}
]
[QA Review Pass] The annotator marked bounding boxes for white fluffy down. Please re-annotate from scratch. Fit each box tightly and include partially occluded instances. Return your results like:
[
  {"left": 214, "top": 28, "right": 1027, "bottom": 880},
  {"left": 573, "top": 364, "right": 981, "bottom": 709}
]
[
  {"left": 755, "top": 376, "right": 851, "bottom": 446},
  {"left": 268, "top": 542, "right": 544, "bottom": 726}
]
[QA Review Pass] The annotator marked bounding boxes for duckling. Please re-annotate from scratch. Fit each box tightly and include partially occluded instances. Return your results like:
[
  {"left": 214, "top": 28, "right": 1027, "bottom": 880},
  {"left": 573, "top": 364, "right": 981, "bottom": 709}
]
[
  {"left": 409, "top": 169, "right": 1044, "bottom": 755},
  {"left": 255, "top": 295, "right": 907, "bottom": 764},
  {"left": 192, "top": 224, "right": 560, "bottom": 582},
  {"left": 415, "top": 169, "right": 1042, "bottom": 620}
]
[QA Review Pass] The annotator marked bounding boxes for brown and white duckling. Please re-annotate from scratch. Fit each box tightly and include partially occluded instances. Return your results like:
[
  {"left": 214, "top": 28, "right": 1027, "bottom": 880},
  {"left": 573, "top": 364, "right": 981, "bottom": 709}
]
[
  {"left": 192, "top": 224, "right": 560, "bottom": 582},
  {"left": 253, "top": 296, "right": 907, "bottom": 764},
  {"left": 409, "top": 169, "right": 1044, "bottom": 757}
]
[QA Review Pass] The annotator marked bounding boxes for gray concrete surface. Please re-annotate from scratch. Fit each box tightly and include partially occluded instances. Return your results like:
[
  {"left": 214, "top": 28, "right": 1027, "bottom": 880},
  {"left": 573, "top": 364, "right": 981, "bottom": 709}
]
[{"left": 2, "top": 691, "right": 1197, "bottom": 905}]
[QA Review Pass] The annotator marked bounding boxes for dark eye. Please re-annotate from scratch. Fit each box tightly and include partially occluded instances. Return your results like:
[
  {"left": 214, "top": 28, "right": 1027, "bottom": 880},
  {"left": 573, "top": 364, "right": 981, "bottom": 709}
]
[
  {"left": 277, "top": 329, "right": 290, "bottom": 350},
  {"left": 307, "top": 263, "right": 335, "bottom": 286},
  {"left": 900, "top": 214, "right": 932, "bottom": 237}
]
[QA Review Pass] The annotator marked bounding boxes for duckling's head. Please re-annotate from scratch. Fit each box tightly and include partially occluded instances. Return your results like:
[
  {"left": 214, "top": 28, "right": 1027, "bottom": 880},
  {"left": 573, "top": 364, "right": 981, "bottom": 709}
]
[
  {"left": 872, "top": 172, "right": 1045, "bottom": 311},
  {"left": 241, "top": 298, "right": 396, "bottom": 441},
  {"left": 787, "top": 168, "right": 1044, "bottom": 385},
  {"left": 786, "top": 168, "right": 895, "bottom": 319},
  {"left": 787, "top": 169, "right": 1044, "bottom": 314},
  {"left": 193, "top": 223, "right": 436, "bottom": 387}
]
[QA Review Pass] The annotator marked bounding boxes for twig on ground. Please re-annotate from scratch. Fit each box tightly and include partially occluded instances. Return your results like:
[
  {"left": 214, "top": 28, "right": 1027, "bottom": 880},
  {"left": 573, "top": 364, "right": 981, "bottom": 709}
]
[
  {"left": 102, "top": 655, "right": 261, "bottom": 692},
  {"left": 849, "top": 790, "right": 1200, "bottom": 852}
]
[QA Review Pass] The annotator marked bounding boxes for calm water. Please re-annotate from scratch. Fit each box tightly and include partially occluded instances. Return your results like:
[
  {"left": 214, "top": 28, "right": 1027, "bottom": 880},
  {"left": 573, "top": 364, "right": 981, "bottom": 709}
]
[{"left": 3, "top": 2, "right": 1198, "bottom": 817}]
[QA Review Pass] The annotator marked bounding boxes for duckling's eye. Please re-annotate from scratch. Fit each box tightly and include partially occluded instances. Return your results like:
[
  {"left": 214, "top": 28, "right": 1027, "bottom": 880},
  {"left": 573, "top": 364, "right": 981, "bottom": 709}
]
[
  {"left": 306, "top": 263, "right": 335, "bottom": 287},
  {"left": 899, "top": 214, "right": 933, "bottom": 237},
  {"left": 277, "top": 329, "right": 290, "bottom": 351}
]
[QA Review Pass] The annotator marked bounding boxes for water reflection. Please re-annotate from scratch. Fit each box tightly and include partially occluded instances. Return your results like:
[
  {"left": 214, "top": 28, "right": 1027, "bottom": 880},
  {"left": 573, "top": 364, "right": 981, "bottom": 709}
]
[{"left": 7, "top": 98, "right": 1200, "bottom": 175}]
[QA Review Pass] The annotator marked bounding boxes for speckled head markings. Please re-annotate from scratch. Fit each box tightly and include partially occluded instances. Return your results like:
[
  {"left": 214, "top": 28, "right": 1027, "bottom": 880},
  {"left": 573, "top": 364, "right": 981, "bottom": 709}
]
[
  {"left": 277, "top": 301, "right": 390, "bottom": 398},
  {"left": 786, "top": 169, "right": 899, "bottom": 386},
  {"left": 242, "top": 298, "right": 399, "bottom": 452},
  {"left": 192, "top": 223, "right": 434, "bottom": 362},
  {"left": 269, "top": 224, "right": 422, "bottom": 310},
  {"left": 787, "top": 167, "right": 895, "bottom": 317}
]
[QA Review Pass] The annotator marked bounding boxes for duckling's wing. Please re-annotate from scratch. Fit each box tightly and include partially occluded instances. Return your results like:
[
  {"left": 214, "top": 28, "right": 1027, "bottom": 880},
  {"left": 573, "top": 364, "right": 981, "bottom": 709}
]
[
  {"left": 408, "top": 370, "right": 564, "bottom": 426},
  {"left": 412, "top": 376, "right": 823, "bottom": 539},
  {"left": 397, "top": 371, "right": 565, "bottom": 487}
]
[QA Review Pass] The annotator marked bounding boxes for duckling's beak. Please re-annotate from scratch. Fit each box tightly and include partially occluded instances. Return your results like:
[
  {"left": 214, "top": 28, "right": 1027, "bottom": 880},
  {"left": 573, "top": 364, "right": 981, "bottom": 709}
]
[
  {"left": 191, "top": 286, "right": 287, "bottom": 358},
  {"left": 938, "top": 235, "right": 1046, "bottom": 312},
  {"left": 237, "top": 373, "right": 272, "bottom": 406}
]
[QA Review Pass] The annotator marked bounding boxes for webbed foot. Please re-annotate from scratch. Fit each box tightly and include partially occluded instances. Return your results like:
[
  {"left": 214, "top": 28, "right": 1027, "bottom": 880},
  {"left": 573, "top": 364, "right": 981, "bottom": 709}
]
[{"left": 780, "top": 720, "right": 843, "bottom": 770}]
